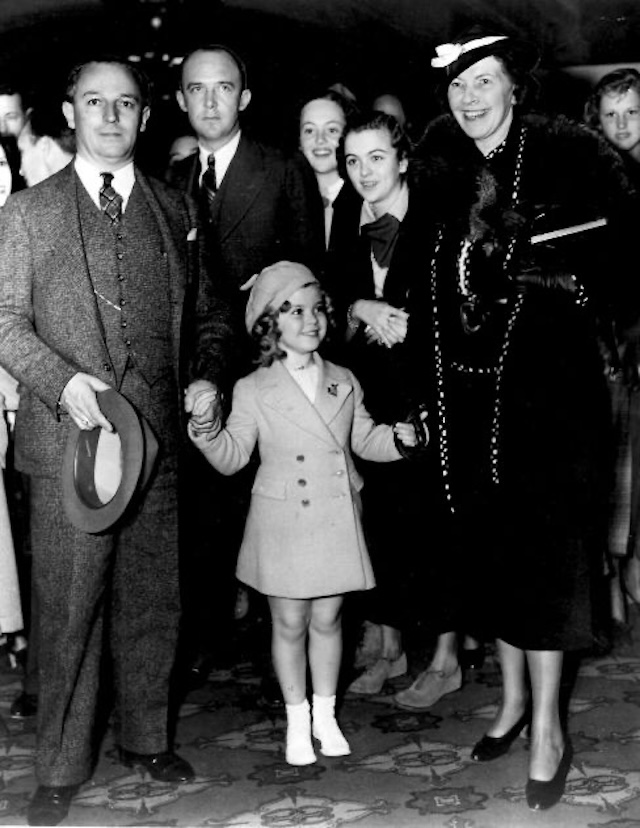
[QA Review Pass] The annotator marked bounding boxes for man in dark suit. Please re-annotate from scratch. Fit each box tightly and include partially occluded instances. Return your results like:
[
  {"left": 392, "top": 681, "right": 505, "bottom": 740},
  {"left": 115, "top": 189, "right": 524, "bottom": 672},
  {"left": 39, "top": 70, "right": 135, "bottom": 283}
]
[
  {"left": 171, "top": 44, "right": 323, "bottom": 687},
  {"left": 0, "top": 57, "right": 233, "bottom": 826},
  {"left": 172, "top": 44, "right": 322, "bottom": 307}
]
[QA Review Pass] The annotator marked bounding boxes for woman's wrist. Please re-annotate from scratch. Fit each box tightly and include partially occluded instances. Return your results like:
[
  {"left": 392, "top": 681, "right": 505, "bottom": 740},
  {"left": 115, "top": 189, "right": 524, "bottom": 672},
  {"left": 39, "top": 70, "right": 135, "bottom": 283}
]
[{"left": 347, "top": 301, "right": 362, "bottom": 332}]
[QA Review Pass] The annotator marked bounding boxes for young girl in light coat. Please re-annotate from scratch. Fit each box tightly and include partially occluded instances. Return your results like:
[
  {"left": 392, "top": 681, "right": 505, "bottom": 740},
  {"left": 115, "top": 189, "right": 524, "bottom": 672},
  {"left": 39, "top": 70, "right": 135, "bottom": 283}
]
[{"left": 188, "top": 260, "right": 426, "bottom": 765}]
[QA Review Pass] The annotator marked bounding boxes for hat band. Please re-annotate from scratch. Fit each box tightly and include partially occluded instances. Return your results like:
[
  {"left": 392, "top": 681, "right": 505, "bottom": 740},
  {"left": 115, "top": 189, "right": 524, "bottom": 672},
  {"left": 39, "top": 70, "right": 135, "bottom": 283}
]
[{"left": 431, "top": 35, "right": 508, "bottom": 69}]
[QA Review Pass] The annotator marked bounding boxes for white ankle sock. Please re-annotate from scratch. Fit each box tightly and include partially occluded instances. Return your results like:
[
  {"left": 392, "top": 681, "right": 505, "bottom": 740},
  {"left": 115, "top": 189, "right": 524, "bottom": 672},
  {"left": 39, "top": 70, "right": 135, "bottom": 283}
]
[
  {"left": 285, "top": 699, "right": 316, "bottom": 766},
  {"left": 312, "top": 694, "right": 351, "bottom": 757}
]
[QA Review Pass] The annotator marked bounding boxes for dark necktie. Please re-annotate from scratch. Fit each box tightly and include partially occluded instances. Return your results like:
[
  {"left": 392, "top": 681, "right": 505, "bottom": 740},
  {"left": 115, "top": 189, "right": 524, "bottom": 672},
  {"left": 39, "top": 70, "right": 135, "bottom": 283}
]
[
  {"left": 201, "top": 154, "right": 217, "bottom": 205},
  {"left": 360, "top": 212, "right": 401, "bottom": 268},
  {"left": 99, "top": 172, "right": 123, "bottom": 224}
]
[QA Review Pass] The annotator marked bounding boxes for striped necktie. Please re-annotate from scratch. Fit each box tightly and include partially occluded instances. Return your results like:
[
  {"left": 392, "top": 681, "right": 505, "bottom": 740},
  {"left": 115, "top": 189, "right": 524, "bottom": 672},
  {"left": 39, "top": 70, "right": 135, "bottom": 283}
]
[
  {"left": 99, "top": 172, "right": 123, "bottom": 224},
  {"left": 201, "top": 154, "right": 217, "bottom": 205}
]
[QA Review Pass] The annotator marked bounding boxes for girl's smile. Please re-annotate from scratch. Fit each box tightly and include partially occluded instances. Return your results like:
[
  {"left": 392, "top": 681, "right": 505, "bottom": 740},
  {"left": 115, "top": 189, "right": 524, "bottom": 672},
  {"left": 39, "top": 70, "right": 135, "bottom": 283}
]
[{"left": 278, "top": 284, "right": 327, "bottom": 363}]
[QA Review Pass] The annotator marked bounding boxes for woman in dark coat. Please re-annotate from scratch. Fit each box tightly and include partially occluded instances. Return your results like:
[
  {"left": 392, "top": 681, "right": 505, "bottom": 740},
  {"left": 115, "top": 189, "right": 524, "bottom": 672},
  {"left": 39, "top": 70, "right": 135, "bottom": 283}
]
[
  {"left": 405, "top": 27, "right": 637, "bottom": 811},
  {"left": 326, "top": 111, "right": 430, "bottom": 695},
  {"left": 297, "top": 88, "right": 362, "bottom": 285}
]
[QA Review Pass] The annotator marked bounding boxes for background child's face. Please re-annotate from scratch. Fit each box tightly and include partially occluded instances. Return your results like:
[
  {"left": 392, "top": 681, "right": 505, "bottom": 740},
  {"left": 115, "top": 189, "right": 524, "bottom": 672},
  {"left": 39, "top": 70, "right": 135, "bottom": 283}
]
[
  {"left": 278, "top": 284, "right": 327, "bottom": 358},
  {"left": 599, "top": 87, "right": 640, "bottom": 157}
]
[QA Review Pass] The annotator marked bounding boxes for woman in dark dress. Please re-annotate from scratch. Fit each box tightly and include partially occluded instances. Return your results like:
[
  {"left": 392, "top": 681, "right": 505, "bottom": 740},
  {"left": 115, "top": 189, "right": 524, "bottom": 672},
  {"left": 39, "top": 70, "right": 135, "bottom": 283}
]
[{"left": 406, "top": 27, "right": 636, "bottom": 811}]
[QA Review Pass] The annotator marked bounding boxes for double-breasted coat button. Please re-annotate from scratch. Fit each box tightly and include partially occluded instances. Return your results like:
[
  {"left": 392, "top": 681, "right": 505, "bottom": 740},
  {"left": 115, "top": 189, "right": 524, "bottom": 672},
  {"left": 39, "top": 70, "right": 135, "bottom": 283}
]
[
  {"left": 301, "top": 499, "right": 310, "bottom": 507},
  {"left": 297, "top": 479, "right": 307, "bottom": 487},
  {"left": 103, "top": 363, "right": 111, "bottom": 372},
  {"left": 296, "top": 455, "right": 305, "bottom": 462}
]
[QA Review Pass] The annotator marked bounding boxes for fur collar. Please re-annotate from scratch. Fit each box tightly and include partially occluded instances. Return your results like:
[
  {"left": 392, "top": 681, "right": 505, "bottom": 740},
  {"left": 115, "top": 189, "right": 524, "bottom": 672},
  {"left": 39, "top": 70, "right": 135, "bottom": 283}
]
[{"left": 413, "top": 110, "right": 636, "bottom": 238}]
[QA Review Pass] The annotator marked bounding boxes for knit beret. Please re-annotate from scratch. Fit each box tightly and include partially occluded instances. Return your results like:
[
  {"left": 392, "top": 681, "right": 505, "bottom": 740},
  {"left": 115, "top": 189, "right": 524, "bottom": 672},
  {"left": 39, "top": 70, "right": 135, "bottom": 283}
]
[{"left": 244, "top": 261, "right": 319, "bottom": 333}]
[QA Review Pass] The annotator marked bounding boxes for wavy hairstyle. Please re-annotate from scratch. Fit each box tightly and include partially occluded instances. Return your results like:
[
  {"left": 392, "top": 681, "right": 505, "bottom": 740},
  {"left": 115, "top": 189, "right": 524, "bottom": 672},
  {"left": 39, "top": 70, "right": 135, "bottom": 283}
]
[
  {"left": 249, "top": 288, "right": 336, "bottom": 368},
  {"left": 337, "top": 109, "right": 411, "bottom": 180}
]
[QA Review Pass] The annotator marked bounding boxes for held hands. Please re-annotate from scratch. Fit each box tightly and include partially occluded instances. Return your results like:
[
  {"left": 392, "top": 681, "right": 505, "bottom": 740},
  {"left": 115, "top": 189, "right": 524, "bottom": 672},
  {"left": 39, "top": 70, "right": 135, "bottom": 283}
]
[
  {"left": 393, "top": 406, "right": 429, "bottom": 459},
  {"left": 185, "top": 379, "right": 223, "bottom": 442},
  {"left": 60, "top": 373, "right": 112, "bottom": 431},
  {"left": 354, "top": 300, "right": 409, "bottom": 348},
  {"left": 393, "top": 422, "right": 420, "bottom": 447}
]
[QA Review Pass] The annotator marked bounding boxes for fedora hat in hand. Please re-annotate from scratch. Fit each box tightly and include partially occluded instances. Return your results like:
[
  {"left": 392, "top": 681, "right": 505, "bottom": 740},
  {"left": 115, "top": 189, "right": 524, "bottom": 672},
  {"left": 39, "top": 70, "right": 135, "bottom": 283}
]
[{"left": 61, "top": 388, "right": 158, "bottom": 534}]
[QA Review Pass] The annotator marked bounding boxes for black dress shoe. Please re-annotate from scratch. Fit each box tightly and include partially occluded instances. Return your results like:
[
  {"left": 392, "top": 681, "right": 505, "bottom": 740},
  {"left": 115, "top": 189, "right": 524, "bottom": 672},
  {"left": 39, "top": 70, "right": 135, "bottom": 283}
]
[
  {"left": 10, "top": 691, "right": 38, "bottom": 719},
  {"left": 526, "top": 741, "right": 573, "bottom": 811},
  {"left": 459, "top": 644, "right": 485, "bottom": 671},
  {"left": 27, "top": 785, "right": 77, "bottom": 826},
  {"left": 118, "top": 748, "right": 195, "bottom": 783},
  {"left": 471, "top": 710, "right": 530, "bottom": 762}
]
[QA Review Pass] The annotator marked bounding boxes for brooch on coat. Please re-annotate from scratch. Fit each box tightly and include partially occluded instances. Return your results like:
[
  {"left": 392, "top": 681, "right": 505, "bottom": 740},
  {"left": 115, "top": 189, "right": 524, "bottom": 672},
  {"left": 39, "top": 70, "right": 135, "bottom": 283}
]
[{"left": 327, "top": 383, "right": 338, "bottom": 397}]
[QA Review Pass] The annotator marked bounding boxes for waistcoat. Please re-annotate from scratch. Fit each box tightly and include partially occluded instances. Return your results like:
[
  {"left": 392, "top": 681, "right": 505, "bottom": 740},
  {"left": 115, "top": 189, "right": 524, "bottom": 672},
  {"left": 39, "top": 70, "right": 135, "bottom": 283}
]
[{"left": 77, "top": 181, "right": 174, "bottom": 391}]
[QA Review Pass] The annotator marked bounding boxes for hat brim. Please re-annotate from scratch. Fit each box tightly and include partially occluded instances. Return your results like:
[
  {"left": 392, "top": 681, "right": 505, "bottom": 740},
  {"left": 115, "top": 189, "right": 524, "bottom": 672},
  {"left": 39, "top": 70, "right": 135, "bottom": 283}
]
[
  {"left": 61, "top": 388, "right": 158, "bottom": 534},
  {"left": 440, "top": 39, "right": 539, "bottom": 82}
]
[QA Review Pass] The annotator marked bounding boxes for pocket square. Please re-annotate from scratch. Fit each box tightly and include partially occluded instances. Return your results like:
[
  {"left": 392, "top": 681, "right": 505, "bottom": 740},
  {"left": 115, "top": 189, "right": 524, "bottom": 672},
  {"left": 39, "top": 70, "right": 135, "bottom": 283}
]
[{"left": 187, "top": 228, "right": 198, "bottom": 241}]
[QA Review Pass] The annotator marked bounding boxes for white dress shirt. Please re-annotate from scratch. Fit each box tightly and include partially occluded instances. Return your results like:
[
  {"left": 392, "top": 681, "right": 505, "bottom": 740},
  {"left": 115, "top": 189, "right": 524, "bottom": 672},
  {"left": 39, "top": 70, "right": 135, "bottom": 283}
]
[{"left": 74, "top": 155, "right": 135, "bottom": 212}]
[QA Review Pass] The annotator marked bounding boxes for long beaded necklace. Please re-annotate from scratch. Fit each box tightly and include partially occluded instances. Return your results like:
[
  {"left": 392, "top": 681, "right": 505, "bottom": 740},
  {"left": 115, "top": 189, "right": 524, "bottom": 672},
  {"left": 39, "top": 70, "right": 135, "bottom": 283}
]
[
  {"left": 457, "top": 124, "right": 527, "bottom": 334},
  {"left": 430, "top": 123, "right": 528, "bottom": 510}
]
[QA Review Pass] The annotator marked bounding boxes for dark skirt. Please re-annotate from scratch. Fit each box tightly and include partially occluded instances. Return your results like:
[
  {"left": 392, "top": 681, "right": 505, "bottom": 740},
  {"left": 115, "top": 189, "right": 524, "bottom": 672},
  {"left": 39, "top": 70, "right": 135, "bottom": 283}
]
[{"left": 422, "top": 289, "right": 611, "bottom": 651}]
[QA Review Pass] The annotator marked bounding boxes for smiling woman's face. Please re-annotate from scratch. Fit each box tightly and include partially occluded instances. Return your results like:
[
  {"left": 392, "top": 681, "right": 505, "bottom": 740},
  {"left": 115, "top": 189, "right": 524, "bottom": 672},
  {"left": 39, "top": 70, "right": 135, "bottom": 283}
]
[
  {"left": 0, "top": 144, "right": 12, "bottom": 207},
  {"left": 299, "top": 98, "right": 346, "bottom": 178},
  {"left": 447, "top": 55, "right": 516, "bottom": 155},
  {"left": 344, "top": 127, "right": 407, "bottom": 216}
]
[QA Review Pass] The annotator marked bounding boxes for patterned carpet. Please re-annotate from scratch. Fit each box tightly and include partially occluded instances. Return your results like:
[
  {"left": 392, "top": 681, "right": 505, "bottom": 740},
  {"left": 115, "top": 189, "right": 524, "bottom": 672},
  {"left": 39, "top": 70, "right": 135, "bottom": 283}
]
[{"left": 0, "top": 604, "right": 638, "bottom": 828}]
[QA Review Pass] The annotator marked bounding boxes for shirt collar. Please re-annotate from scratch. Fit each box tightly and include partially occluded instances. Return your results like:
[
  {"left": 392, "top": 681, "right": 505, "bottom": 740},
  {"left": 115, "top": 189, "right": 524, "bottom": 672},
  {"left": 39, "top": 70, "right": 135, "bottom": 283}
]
[
  {"left": 321, "top": 178, "right": 344, "bottom": 206},
  {"left": 359, "top": 180, "right": 409, "bottom": 229},
  {"left": 198, "top": 130, "right": 242, "bottom": 186},
  {"left": 74, "top": 155, "right": 136, "bottom": 211}
]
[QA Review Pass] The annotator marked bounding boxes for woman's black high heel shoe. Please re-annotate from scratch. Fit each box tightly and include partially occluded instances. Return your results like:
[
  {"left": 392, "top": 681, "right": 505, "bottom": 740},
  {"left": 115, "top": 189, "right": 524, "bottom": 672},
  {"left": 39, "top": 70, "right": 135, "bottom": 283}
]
[
  {"left": 471, "top": 709, "right": 530, "bottom": 762},
  {"left": 526, "top": 740, "right": 573, "bottom": 811}
]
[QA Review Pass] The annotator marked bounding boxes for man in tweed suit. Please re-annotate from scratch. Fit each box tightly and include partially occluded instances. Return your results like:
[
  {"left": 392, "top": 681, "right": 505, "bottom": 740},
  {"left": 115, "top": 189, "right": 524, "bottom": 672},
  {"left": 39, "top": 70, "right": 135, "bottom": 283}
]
[{"left": 0, "top": 57, "right": 233, "bottom": 826}]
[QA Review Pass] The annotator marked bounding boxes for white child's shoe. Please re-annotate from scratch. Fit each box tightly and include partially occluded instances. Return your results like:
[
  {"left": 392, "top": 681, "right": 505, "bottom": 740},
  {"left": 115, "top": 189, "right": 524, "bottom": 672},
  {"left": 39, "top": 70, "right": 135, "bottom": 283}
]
[
  {"left": 285, "top": 699, "right": 316, "bottom": 765},
  {"left": 312, "top": 694, "right": 351, "bottom": 756}
]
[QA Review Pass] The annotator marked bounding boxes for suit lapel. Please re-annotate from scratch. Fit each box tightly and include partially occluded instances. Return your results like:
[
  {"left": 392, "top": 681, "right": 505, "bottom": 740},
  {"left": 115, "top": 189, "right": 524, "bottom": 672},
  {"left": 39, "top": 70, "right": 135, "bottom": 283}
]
[
  {"left": 181, "top": 154, "right": 200, "bottom": 201},
  {"left": 60, "top": 167, "right": 112, "bottom": 357},
  {"left": 135, "top": 170, "right": 188, "bottom": 358},
  {"left": 260, "top": 360, "right": 353, "bottom": 446},
  {"left": 314, "top": 361, "right": 354, "bottom": 427},
  {"left": 214, "top": 136, "right": 265, "bottom": 242}
]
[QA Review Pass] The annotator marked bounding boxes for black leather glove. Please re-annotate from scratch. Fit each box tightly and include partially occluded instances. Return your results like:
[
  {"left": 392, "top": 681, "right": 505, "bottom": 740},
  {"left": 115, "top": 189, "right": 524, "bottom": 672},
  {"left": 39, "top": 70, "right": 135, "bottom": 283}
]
[{"left": 393, "top": 403, "right": 429, "bottom": 459}]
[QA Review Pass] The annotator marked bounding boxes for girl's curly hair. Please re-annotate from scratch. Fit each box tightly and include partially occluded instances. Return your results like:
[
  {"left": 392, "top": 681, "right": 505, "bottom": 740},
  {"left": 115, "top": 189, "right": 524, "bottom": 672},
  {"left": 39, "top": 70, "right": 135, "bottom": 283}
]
[{"left": 249, "top": 287, "right": 336, "bottom": 368}]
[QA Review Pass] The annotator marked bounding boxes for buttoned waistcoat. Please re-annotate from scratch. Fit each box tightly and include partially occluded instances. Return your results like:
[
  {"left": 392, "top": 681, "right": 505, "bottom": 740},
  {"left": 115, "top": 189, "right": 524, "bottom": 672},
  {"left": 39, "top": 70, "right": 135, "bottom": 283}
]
[{"left": 0, "top": 163, "right": 200, "bottom": 477}]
